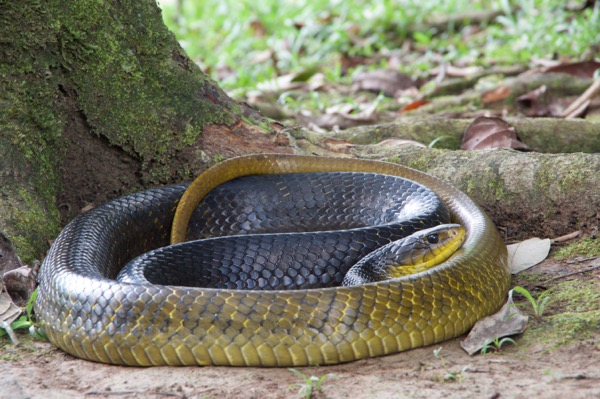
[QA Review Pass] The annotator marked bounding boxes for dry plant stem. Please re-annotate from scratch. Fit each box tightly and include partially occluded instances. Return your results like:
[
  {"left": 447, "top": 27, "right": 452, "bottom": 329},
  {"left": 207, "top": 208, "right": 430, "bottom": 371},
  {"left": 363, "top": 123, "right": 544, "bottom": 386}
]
[
  {"left": 551, "top": 230, "right": 581, "bottom": 243},
  {"left": 567, "top": 256, "right": 600, "bottom": 264},
  {"left": 542, "top": 263, "right": 600, "bottom": 285},
  {"left": 562, "top": 79, "right": 600, "bottom": 118},
  {"left": 565, "top": 100, "right": 591, "bottom": 119}
]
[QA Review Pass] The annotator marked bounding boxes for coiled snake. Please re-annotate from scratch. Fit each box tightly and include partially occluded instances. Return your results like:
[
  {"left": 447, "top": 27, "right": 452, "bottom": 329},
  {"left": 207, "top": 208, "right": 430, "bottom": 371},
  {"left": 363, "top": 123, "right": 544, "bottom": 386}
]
[{"left": 35, "top": 154, "right": 510, "bottom": 366}]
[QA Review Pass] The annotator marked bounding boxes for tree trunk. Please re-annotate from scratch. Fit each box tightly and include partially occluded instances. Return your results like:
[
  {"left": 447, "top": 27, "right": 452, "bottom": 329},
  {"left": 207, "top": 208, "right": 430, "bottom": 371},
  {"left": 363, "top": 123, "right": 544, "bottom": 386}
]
[
  {"left": 0, "top": 0, "right": 598, "bottom": 266},
  {"left": 0, "top": 0, "right": 288, "bottom": 262}
]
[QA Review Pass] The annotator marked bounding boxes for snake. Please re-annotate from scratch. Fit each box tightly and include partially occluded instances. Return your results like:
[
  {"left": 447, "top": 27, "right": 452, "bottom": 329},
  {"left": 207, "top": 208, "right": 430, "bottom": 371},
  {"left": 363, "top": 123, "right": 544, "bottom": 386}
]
[{"left": 35, "top": 154, "right": 510, "bottom": 367}]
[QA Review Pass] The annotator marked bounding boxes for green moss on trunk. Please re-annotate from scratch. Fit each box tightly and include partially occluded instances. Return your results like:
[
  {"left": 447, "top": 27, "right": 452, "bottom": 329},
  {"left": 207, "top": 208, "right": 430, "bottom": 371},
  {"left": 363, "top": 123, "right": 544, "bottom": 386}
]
[{"left": 0, "top": 0, "right": 252, "bottom": 260}]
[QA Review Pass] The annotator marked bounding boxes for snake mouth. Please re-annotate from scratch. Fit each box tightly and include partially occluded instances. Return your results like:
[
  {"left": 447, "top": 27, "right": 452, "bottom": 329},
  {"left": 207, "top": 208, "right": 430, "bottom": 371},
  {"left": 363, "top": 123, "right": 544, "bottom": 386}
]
[{"left": 386, "top": 223, "right": 467, "bottom": 277}]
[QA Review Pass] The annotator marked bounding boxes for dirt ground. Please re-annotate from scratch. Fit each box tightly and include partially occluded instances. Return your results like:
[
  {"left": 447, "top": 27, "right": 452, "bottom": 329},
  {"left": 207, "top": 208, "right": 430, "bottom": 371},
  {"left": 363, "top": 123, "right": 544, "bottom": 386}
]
[{"left": 2, "top": 257, "right": 599, "bottom": 399}]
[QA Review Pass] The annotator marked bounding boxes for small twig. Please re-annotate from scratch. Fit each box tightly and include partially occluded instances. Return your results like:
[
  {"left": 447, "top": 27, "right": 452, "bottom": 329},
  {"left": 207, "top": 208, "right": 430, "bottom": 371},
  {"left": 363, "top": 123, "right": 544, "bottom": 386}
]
[
  {"left": 566, "top": 255, "right": 600, "bottom": 264},
  {"left": 86, "top": 392, "right": 184, "bottom": 398},
  {"left": 542, "top": 263, "right": 600, "bottom": 285},
  {"left": 565, "top": 99, "right": 591, "bottom": 119},
  {"left": 559, "top": 373, "right": 599, "bottom": 381},
  {"left": 434, "top": 62, "right": 447, "bottom": 87},
  {"left": 561, "top": 78, "right": 600, "bottom": 118},
  {"left": 551, "top": 230, "right": 581, "bottom": 243}
]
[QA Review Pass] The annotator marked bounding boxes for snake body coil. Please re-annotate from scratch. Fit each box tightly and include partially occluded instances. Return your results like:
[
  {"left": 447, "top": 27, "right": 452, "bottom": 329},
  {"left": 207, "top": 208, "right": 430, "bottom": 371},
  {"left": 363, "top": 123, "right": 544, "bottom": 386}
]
[{"left": 35, "top": 154, "right": 510, "bottom": 367}]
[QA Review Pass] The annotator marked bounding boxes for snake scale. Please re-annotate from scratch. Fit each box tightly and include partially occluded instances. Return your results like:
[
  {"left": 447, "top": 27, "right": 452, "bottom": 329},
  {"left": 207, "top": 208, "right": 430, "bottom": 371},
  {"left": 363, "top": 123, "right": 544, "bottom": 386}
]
[{"left": 35, "top": 154, "right": 510, "bottom": 367}]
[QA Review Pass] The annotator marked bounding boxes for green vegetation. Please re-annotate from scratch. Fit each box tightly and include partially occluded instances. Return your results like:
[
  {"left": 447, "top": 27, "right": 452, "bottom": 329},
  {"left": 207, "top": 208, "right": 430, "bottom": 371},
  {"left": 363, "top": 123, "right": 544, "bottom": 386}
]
[
  {"left": 289, "top": 368, "right": 334, "bottom": 399},
  {"left": 519, "top": 280, "right": 600, "bottom": 349},
  {"left": 480, "top": 336, "right": 517, "bottom": 354},
  {"left": 553, "top": 238, "right": 600, "bottom": 259},
  {"left": 432, "top": 347, "right": 466, "bottom": 382},
  {"left": 512, "top": 285, "right": 551, "bottom": 321},
  {"left": 0, "top": 290, "right": 46, "bottom": 343},
  {"left": 160, "top": 0, "right": 600, "bottom": 93}
]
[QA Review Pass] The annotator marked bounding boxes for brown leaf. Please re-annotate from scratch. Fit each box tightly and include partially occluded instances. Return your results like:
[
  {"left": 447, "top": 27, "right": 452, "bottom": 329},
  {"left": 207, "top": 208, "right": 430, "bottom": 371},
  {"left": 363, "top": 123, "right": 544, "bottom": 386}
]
[
  {"left": 516, "top": 85, "right": 550, "bottom": 116},
  {"left": 400, "top": 99, "right": 430, "bottom": 113},
  {"left": 249, "top": 20, "right": 267, "bottom": 38},
  {"left": 352, "top": 69, "right": 416, "bottom": 97},
  {"left": 461, "top": 116, "right": 529, "bottom": 151},
  {"left": 339, "top": 53, "right": 369, "bottom": 74},
  {"left": 544, "top": 60, "right": 600, "bottom": 79},
  {"left": 3, "top": 265, "right": 37, "bottom": 307},
  {"left": 516, "top": 85, "right": 575, "bottom": 117},
  {"left": 460, "top": 291, "right": 529, "bottom": 355},
  {"left": 481, "top": 85, "right": 511, "bottom": 104}
]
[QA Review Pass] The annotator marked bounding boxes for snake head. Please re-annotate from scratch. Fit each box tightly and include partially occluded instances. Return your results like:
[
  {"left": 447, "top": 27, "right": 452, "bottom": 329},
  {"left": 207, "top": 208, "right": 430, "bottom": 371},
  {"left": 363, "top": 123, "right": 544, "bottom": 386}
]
[{"left": 342, "top": 224, "right": 466, "bottom": 286}]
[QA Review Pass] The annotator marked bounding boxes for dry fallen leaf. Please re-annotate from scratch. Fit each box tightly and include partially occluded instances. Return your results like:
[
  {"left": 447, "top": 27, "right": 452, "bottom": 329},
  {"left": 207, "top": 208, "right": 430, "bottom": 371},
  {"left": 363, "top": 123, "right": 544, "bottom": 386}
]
[
  {"left": 544, "top": 60, "right": 600, "bottom": 79},
  {"left": 481, "top": 85, "right": 511, "bottom": 104},
  {"left": 3, "top": 265, "right": 37, "bottom": 306},
  {"left": 461, "top": 116, "right": 529, "bottom": 151},
  {"left": 249, "top": 19, "right": 267, "bottom": 38},
  {"left": 516, "top": 85, "right": 573, "bottom": 117},
  {"left": 516, "top": 85, "right": 551, "bottom": 116},
  {"left": 461, "top": 290, "right": 529, "bottom": 355},
  {"left": 352, "top": 69, "right": 416, "bottom": 97},
  {"left": 400, "top": 99, "right": 430, "bottom": 113},
  {"left": 507, "top": 238, "right": 552, "bottom": 274},
  {"left": 0, "top": 290, "right": 21, "bottom": 324}
]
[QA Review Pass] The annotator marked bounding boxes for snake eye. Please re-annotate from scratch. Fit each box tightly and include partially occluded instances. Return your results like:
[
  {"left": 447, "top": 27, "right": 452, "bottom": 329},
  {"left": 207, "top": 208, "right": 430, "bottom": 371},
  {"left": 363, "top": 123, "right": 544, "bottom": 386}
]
[{"left": 426, "top": 233, "right": 439, "bottom": 244}]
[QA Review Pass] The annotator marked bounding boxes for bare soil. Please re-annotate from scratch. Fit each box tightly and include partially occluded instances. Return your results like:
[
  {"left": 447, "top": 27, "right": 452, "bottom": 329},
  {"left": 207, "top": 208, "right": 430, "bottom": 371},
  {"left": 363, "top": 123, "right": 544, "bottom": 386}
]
[{"left": 1, "top": 258, "right": 599, "bottom": 399}]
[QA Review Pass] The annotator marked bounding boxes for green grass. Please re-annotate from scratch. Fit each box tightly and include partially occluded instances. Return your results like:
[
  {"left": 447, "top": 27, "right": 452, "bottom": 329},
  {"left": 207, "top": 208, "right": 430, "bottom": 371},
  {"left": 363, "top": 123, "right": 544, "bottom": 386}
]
[
  {"left": 519, "top": 280, "right": 600, "bottom": 349},
  {"left": 553, "top": 237, "right": 600, "bottom": 259},
  {"left": 289, "top": 368, "right": 334, "bottom": 399},
  {"left": 512, "top": 285, "right": 551, "bottom": 321},
  {"left": 480, "top": 336, "right": 517, "bottom": 354},
  {"left": 159, "top": 0, "right": 600, "bottom": 93}
]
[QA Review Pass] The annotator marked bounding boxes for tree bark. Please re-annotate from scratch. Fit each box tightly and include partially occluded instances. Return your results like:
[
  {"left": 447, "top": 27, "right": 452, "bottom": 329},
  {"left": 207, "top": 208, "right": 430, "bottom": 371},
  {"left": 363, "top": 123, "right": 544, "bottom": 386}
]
[
  {"left": 373, "top": 148, "right": 599, "bottom": 240},
  {"left": 0, "top": 0, "right": 288, "bottom": 262}
]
